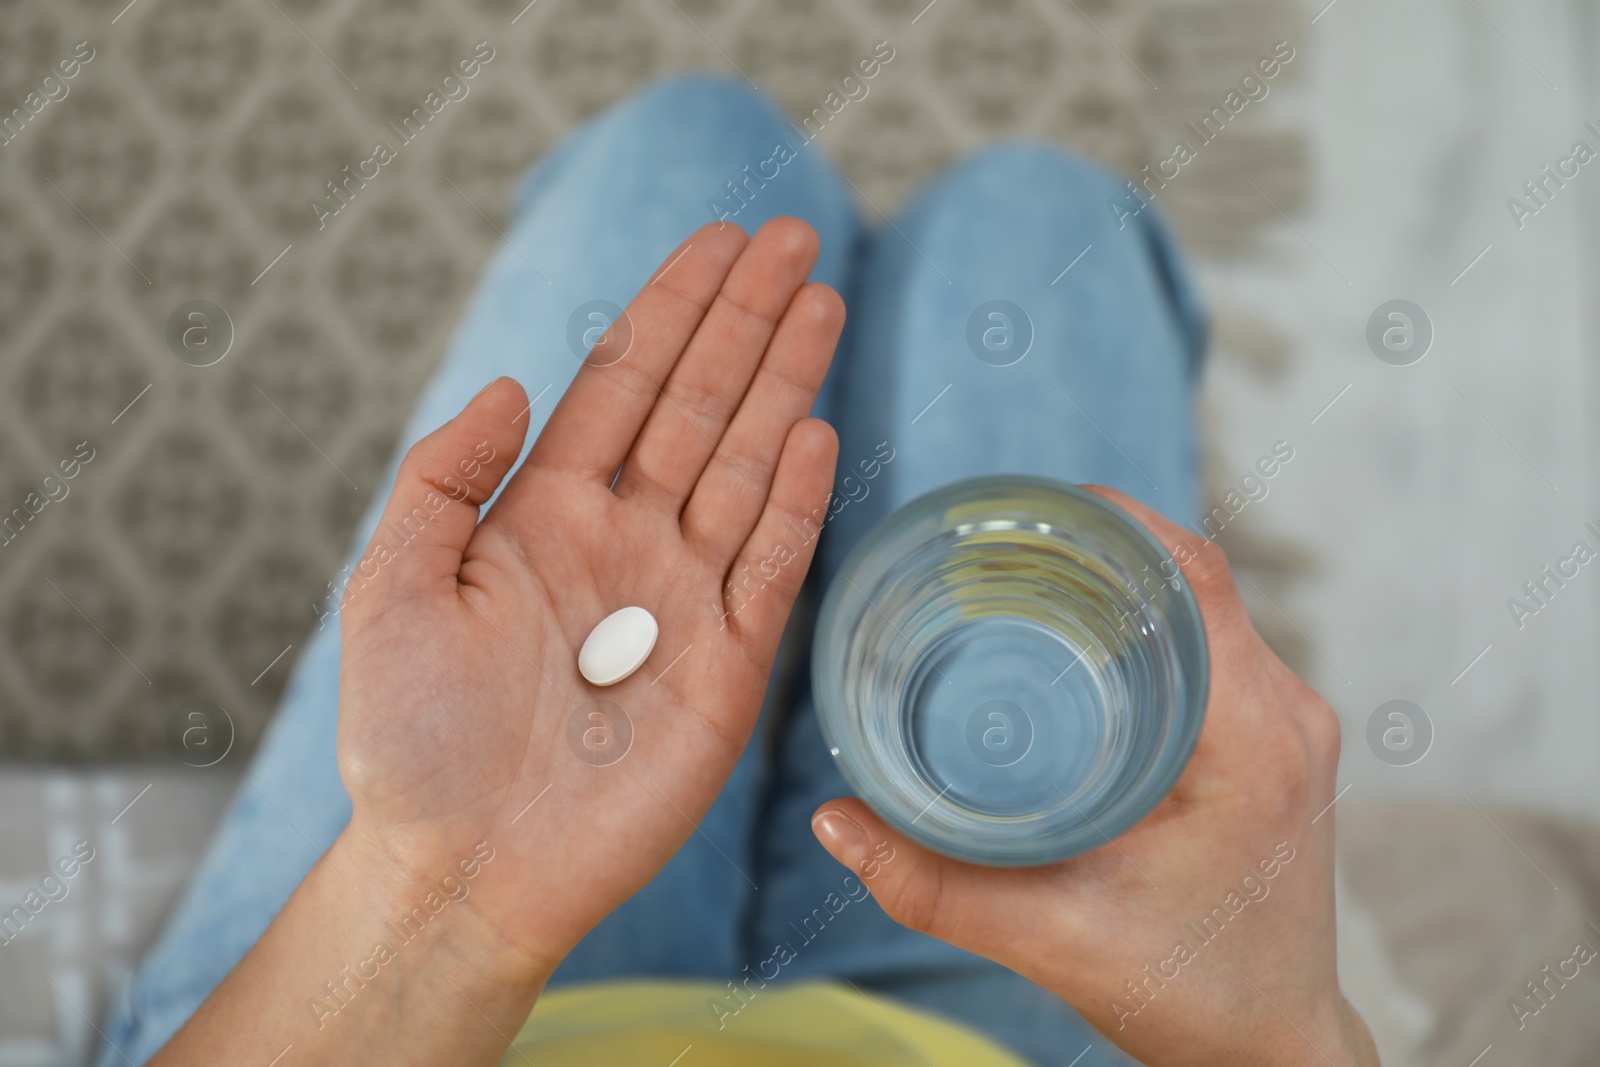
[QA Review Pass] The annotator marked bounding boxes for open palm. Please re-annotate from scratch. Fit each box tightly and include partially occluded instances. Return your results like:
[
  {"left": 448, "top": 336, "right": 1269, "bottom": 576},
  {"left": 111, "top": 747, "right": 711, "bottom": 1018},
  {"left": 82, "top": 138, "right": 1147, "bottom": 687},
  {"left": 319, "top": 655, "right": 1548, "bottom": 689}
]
[{"left": 335, "top": 218, "right": 842, "bottom": 970}]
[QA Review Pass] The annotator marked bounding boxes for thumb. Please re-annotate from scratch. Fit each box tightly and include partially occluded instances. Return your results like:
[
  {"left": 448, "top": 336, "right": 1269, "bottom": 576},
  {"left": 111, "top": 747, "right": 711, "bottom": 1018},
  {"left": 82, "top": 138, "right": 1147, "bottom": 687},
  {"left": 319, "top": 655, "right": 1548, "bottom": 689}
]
[
  {"left": 347, "top": 377, "right": 529, "bottom": 608},
  {"left": 811, "top": 798, "right": 977, "bottom": 943},
  {"left": 812, "top": 799, "right": 1101, "bottom": 999}
]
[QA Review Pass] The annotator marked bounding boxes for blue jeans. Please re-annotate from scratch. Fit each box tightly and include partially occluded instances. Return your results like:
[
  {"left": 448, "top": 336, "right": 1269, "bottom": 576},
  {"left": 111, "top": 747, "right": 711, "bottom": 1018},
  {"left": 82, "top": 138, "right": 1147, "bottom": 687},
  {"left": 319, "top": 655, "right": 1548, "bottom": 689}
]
[{"left": 98, "top": 76, "right": 1203, "bottom": 1067}]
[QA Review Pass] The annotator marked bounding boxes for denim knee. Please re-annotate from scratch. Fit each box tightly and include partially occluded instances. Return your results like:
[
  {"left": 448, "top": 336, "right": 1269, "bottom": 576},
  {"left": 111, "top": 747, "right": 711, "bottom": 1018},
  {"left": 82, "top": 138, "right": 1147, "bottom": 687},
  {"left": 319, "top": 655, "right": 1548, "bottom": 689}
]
[
  {"left": 604, "top": 73, "right": 791, "bottom": 143},
  {"left": 897, "top": 139, "right": 1208, "bottom": 376},
  {"left": 511, "top": 74, "right": 860, "bottom": 285}
]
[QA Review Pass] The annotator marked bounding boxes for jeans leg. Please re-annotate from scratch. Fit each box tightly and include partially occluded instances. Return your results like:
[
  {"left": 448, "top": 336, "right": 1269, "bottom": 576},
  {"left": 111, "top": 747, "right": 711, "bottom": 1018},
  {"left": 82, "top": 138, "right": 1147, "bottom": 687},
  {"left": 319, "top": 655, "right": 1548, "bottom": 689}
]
[
  {"left": 745, "top": 142, "right": 1205, "bottom": 1067},
  {"left": 98, "top": 75, "right": 862, "bottom": 1067}
]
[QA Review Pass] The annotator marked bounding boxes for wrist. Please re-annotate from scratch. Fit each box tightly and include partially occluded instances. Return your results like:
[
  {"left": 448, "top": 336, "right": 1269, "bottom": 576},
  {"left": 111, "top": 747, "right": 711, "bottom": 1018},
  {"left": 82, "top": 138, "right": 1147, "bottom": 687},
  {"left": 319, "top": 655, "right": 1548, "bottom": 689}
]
[
  {"left": 1245, "top": 994, "right": 1378, "bottom": 1067},
  {"left": 152, "top": 827, "right": 552, "bottom": 1067},
  {"left": 1328, "top": 996, "right": 1382, "bottom": 1067},
  {"left": 331, "top": 824, "right": 557, "bottom": 999}
]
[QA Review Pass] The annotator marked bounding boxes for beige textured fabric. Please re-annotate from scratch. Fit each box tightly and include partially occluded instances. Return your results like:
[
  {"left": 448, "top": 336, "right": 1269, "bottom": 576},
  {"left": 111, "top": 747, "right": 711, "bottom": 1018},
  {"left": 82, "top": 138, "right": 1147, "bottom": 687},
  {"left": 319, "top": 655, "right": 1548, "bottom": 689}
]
[
  {"left": 1340, "top": 799, "right": 1600, "bottom": 1066},
  {"left": 0, "top": 0, "right": 1309, "bottom": 760}
]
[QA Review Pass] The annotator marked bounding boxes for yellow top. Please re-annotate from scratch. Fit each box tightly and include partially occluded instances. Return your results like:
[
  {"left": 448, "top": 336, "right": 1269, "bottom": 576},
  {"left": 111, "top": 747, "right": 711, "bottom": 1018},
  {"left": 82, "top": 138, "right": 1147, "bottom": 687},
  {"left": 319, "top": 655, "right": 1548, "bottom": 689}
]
[{"left": 500, "top": 979, "right": 1029, "bottom": 1067}]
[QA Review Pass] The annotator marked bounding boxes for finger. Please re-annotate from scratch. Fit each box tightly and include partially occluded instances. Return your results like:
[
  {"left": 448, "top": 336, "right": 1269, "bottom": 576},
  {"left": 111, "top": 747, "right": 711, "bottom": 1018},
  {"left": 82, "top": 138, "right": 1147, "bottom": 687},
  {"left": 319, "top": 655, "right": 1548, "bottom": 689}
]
[
  {"left": 526, "top": 222, "right": 750, "bottom": 480},
  {"left": 1083, "top": 485, "right": 1315, "bottom": 749},
  {"left": 346, "top": 378, "right": 529, "bottom": 610},
  {"left": 717, "top": 418, "right": 837, "bottom": 648},
  {"left": 809, "top": 800, "right": 1043, "bottom": 960},
  {"left": 1080, "top": 485, "right": 1251, "bottom": 634},
  {"left": 612, "top": 217, "right": 820, "bottom": 509},
  {"left": 682, "top": 282, "right": 844, "bottom": 561}
]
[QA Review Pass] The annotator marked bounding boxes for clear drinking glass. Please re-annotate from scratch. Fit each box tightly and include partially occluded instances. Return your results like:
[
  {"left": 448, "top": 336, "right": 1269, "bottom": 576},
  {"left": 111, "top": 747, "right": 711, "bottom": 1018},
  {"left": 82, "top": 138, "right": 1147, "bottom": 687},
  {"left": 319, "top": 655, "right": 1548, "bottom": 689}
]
[{"left": 812, "top": 475, "right": 1209, "bottom": 867}]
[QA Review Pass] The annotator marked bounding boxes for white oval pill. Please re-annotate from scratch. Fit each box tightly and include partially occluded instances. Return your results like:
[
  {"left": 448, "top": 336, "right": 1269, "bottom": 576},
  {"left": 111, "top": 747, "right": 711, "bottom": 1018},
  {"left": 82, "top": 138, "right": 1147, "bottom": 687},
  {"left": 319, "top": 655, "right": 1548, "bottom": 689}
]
[{"left": 578, "top": 606, "right": 659, "bottom": 686}]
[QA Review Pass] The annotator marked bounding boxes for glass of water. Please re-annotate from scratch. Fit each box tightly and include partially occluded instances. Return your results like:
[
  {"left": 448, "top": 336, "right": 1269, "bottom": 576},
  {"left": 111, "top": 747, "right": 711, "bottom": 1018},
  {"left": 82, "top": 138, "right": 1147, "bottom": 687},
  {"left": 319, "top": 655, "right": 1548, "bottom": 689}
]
[{"left": 812, "top": 475, "right": 1208, "bottom": 867}]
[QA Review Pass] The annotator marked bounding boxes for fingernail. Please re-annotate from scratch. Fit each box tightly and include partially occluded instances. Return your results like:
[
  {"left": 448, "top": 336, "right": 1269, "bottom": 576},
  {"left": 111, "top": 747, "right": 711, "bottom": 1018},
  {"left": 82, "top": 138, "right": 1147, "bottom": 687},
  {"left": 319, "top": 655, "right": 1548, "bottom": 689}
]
[{"left": 812, "top": 809, "right": 869, "bottom": 869}]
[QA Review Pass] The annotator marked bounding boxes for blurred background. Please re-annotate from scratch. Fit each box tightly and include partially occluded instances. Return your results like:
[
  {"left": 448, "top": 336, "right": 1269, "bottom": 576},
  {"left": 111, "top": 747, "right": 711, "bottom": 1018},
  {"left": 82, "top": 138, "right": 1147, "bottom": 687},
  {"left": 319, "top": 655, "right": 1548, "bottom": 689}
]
[{"left": 0, "top": 0, "right": 1596, "bottom": 1063}]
